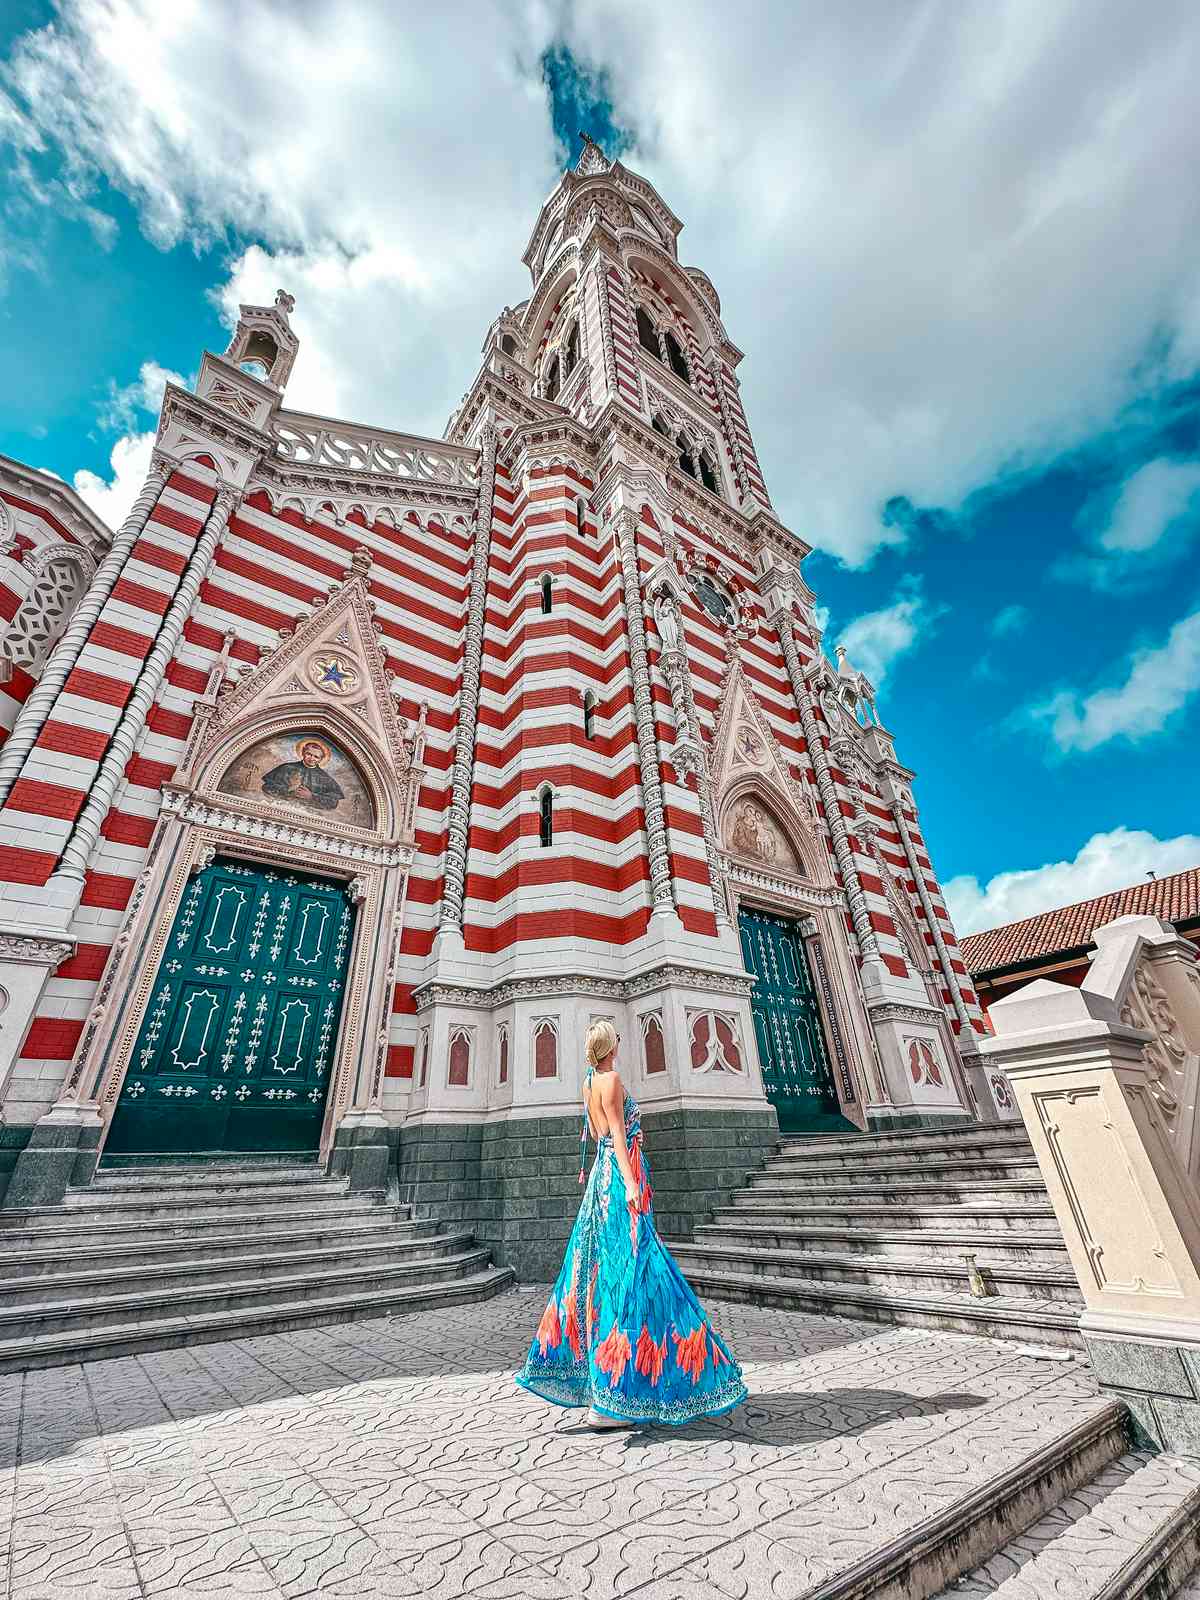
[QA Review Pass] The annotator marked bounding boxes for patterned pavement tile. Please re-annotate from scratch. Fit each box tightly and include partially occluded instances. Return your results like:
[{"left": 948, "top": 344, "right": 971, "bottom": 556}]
[{"left": 1, "top": 1289, "right": 1113, "bottom": 1600}]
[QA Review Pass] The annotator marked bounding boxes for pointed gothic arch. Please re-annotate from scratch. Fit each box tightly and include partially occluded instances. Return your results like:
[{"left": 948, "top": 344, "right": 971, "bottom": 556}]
[{"left": 718, "top": 774, "right": 828, "bottom": 888}]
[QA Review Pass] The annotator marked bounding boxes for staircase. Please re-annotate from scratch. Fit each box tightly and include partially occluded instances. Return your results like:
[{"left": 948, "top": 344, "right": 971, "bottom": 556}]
[
  {"left": 670, "top": 1121, "right": 1085, "bottom": 1346},
  {"left": 0, "top": 1157, "right": 513, "bottom": 1373},
  {"left": 934, "top": 1446, "right": 1200, "bottom": 1599}
]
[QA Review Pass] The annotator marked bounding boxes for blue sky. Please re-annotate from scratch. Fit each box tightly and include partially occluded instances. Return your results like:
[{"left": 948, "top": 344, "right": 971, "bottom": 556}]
[{"left": 1, "top": 1, "right": 1198, "bottom": 934}]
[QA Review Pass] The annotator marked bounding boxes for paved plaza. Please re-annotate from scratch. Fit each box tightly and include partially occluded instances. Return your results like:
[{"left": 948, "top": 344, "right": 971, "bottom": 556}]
[{"left": 1, "top": 1288, "right": 1111, "bottom": 1599}]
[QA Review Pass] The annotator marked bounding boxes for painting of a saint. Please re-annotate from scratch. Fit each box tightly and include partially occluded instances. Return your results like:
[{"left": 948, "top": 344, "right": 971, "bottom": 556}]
[
  {"left": 262, "top": 738, "right": 344, "bottom": 811},
  {"left": 724, "top": 797, "right": 802, "bottom": 875},
  {"left": 217, "top": 731, "right": 374, "bottom": 829}
]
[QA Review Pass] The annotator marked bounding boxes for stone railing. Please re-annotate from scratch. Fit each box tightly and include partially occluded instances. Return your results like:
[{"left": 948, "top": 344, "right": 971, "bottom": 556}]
[
  {"left": 980, "top": 912, "right": 1200, "bottom": 1452},
  {"left": 271, "top": 411, "right": 478, "bottom": 487}
]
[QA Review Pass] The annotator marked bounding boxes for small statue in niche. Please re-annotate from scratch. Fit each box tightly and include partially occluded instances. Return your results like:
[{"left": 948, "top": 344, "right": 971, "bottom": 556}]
[{"left": 653, "top": 591, "right": 681, "bottom": 652}]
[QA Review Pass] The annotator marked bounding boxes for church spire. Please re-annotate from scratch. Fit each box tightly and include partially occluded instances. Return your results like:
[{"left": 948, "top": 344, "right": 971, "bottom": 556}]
[{"left": 576, "top": 130, "right": 611, "bottom": 176}]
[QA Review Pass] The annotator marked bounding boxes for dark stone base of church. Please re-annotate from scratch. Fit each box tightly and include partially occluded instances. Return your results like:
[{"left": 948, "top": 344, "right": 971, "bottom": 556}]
[
  {"left": 1084, "top": 1332, "right": 1200, "bottom": 1456},
  {"left": 3, "top": 1118, "right": 101, "bottom": 1210},
  {"left": 396, "top": 1105, "right": 780, "bottom": 1282},
  {"left": 866, "top": 1110, "right": 975, "bottom": 1133},
  {"left": 0, "top": 1124, "right": 32, "bottom": 1208}
]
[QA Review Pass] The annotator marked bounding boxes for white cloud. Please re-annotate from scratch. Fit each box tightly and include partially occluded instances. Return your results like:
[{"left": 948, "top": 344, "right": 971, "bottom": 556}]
[
  {"left": 1030, "top": 608, "right": 1200, "bottom": 752},
  {"left": 72, "top": 429, "right": 154, "bottom": 528},
  {"left": 835, "top": 583, "right": 944, "bottom": 687},
  {"left": 1059, "top": 455, "right": 1200, "bottom": 588},
  {"left": 945, "top": 826, "right": 1200, "bottom": 935},
  {"left": 97, "top": 358, "right": 185, "bottom": 432},
  {"left": 991, "top": 604, "right": 1029, "bottom": 637},
  {"left": 5, "top": 2, "right": 1200, "bottom": 566}
]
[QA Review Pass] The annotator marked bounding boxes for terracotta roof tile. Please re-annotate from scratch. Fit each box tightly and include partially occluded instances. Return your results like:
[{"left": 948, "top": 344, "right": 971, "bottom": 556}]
[{"left": 960, "top": 865, "right": 1200, "bottom": 976}]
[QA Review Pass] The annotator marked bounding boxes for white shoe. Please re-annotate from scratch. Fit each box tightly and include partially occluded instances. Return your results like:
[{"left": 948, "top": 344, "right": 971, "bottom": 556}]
[{"left": 585, "top": 1407, "right": 634, "bottom": 1430}]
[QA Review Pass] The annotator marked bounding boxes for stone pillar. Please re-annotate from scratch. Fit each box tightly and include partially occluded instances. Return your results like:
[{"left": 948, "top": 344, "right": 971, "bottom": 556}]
[
  {"left": 980, "top": 915, "right": 1200, "bottom": 1453},
  {"left": 773, "top": 611, "right": 879, "bottom": 969},
  {"left": 0, "top": 457, "right": 169, "bottom": 810},
  {"left": 436, "top": 427, "right": 496, "bottom": 950},
  {"left": 51, "top": 483, "right": 240, "bottom": 892},
  {"left": 651, "top": 586, "right": 728, "bottom": 928},
  {"left": 613, "top": 508, "right": 676, "bottom": 921}
]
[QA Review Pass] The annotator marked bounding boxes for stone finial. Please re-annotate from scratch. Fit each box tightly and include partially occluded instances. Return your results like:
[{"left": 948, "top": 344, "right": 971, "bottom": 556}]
[
  {"left": 350, "top": 546, "right": 373, "bottom": 579},
  {"left": 835, "top": 642, "right": 854, "bottom": 678},
  {"left": 576, "top": 132, "right": 611, "bottom": 176},
  {"left": 275, "top": 289, "right": 296, "bottom": 317}
]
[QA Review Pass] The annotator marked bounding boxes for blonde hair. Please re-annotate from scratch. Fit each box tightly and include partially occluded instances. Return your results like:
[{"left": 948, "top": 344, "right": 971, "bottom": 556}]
[{"left": 584, "top": 1019, "right": 618, "bottom": 1068}]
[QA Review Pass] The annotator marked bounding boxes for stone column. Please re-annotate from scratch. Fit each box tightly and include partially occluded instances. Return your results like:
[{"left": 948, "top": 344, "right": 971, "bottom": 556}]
[
  {"left": 651, "top": 587, "right": 728, "bottom": 928},
  {"left": 51, "top": 484, "right": 240, "bottom": 892},
  {"left": 773, "top": 610, "right": 879, "bottom": 968},
  {"left": 437, "top": 427, "right": 496, "bottom": 948},
  {"left": 0, "top": 456, "right": 169, "bottom": 810},
  {"left": 613, "top": 508, "right": 675, "bottom": 919},
  {"left": 980, "top": 916, "right": 1200, "bottom": 1453}
]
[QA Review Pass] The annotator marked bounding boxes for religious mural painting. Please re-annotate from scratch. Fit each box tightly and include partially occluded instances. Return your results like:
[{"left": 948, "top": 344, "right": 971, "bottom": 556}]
[{"left": 217, "top": 730, "right": 374, "bottom": 829}]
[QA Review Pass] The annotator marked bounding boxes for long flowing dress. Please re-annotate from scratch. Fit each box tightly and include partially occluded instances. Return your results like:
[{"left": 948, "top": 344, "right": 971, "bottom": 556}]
[{"left": 514, "top": 1068, "right": 748, "bottom": 1425}]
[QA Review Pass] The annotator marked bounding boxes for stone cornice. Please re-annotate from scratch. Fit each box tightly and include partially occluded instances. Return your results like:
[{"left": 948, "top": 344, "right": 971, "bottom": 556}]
[
  {"left": 159, "top": 384, "right": 272, "bottom": 466},
  {"left": 161, "top": 788, "right": 414, "bottom": 869},
  {"left": 0, "top": 931, "right": 76, "bottom": 967},
  {"left": 0, "top": 452, "right": 113, "bottom": 559},
  {"left": 412, "top": 962, "right": 755, "bottom": 1011}
]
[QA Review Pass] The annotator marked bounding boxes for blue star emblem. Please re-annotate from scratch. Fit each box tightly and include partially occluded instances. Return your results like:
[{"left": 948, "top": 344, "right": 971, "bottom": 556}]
[{"left": 321, "top": 659, "right": 347, "bottom": 687}]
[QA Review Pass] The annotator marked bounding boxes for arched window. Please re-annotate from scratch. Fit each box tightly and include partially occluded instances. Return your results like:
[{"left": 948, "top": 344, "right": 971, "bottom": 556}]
[
  {"left": 540, "top": 574, "right": 553, "bottom": 614},
  {"left": 664, "top": 330, "right": 689, "bottom": 384},
  {"left": 563, "top": 322, "right": 579, "bottom": 374},
  {"left": 575, "top": 496, "right": 587, "bottom": 534},
  {"left": 651, "top": 413, "right": 670, "bottom": 437},
  {"left": 698, "top": 453, "right": 718, "bottom": 494},
  {"left": 544, "top": 356, "right": 560, "bottom": 402},
  {"left": 677, "top": 434, "right": 697, "bottom": 479},
  {"left": 500, "top": 333, "right": 517, "bottom": 356},
  {"left": 636, "top": 307, "right": 660, "bottom": 357},
  {"left": 538, "top": 786, "right": 554, "bottom": 847},
  {"left": 583, "top": 691, "right": 596, "bottom": 740}
]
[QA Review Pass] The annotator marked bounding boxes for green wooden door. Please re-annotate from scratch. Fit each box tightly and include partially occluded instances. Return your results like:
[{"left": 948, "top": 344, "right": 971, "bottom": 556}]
[
  {"left": 738, "top": 907, "right": 854, "bottom": 1134},
  {"left": 106, "top": 858, "right": 356, "bottom": 1155}
]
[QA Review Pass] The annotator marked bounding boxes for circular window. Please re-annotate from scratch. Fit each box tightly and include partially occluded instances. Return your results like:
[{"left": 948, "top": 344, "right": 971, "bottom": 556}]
[{"left": 692, "top": 573, "right": 734, "bottom": 626}]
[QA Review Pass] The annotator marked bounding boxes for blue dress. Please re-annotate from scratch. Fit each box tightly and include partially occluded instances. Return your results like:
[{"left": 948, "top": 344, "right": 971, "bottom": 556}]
[{"left": 514, "top": 1068, "right": 748, "bottom": 1425}]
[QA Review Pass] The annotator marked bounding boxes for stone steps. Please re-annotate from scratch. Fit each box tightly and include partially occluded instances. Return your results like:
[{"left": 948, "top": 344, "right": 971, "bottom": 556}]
[
  {"left": 0, "top": 1216, "right": 441, "bottom": 1280},
  {"left": 935, "top": 1448, "right": 1200, "bottom": 1598},
  {"left": 691, "top": 1221, "right": 1073, "bottom": 1268},
  {"left": 0, "top": 1158, "right": 513, "bottom": 1371},
  {"left": 786, "top": 1398, "right": 1130, "bottom": 1599},
  {"left": 754, "top": 1156, "right": 1043, "bottom": 1187},
  {"left": 0, "top": 1266, "right": 515, "bottom": 1374},
  {"left": 681, "top": 1263, "right": 1082, "bottom": 1345},
  {"left": 669, "top": 1240, "right": 1083, "bottom": 1305},
  {"left": 681, "top": 1121, "right": 1078, "bottom": 1344},
  {"left": 0, "top": 1229, "right": 479, "bottom": 1304},
  {"left": 719, "top": 1200, "right": 1063, "bottom": 1233}
]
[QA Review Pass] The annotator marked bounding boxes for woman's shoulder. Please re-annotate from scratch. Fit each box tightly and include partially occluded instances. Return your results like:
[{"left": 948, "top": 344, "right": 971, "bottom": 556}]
[{"left": 595, "top": 1069, "right": 625, "bottom": 1100}]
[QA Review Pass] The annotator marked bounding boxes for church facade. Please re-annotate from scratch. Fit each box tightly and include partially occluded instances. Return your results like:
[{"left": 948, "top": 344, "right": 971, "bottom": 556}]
[{"left": 0, "top": 142, "right": 1013, "bottom": 1273}]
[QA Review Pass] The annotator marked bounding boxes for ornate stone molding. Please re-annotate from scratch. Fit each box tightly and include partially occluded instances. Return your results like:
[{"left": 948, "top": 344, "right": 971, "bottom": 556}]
[
  {"left": 161, "top": 790, "right": 415, "bottom": 869},
  {"left": 613, "top": 507, "right": 675, "bottom": 912},
  {"left": 412, "top": 961, "right": 755, "bottom": 1011},
  {"left": 724, "top": 860, "right": 845, "bottom": 911},
  {"left": 866, "top": 1001, "right": 950, "bottom": 1026},
  {"left": 0, "top": 933, "right": 75, "bottom": 967},
  {"left": 773, "top": 611, "right": 880, "bottom": 965},
  {"left": 439, "top": 426, "right": 498, "bottom": 935}
]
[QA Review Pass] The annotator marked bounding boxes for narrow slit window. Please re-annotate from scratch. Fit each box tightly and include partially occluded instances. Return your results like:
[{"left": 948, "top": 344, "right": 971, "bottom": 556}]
[
  {"left": 564, "top": 322, "right": 579, "bottom": 374},
  {"left": 651, "top": 413, "right": 670, "bottom": 437},
  {"left": 576, "top": 497, "right": 587, "bottom": 534},
  {"left": 539, "top": 786, "right": 554, "bottom": 847},
  {"left": 540, "top": 574, "right": 553, "bottom": 614},
  {"left": 583, "top": 691, "right": 596, "bottom": 740},
  {"left": 698, "top": 453, "right": 718, "bottom": 493},
  {"left": 677, "top": 435, "right": 697, "bottom": 478},
  {"left": 545, "top": 356, "right": 560, "bottom": 402}
]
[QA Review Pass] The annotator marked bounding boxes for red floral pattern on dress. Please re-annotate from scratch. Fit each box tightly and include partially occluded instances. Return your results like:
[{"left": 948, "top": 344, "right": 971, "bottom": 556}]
[
  {"left": 595, "top": 1324, "right": 632, "bottom": 1385},
  {"left": 562, "top": 1253, "right": 582, "bottom": 1360},
  {"left": 536, "top": 1297, "right": 561, "bottom": 1355},
  {"left": 673, "top": 1324, "right": 710, "bottom": 1385},
  {"left": 635, "top": 1326, "right": 667, "bottom": 1386}
]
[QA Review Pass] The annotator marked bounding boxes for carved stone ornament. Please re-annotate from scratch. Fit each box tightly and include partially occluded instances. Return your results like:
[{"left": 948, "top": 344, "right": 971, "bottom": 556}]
[
  {"left": 411, "top": 961, "right": 755, "bottom": 1013},
  {"left": 0, "top": 932, "right": 75, "bottom": 968}
]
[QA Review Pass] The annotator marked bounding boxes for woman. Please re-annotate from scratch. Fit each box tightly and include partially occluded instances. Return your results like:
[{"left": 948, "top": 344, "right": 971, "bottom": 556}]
[{"left": 515, "top": 1019, "right": 748, "bottom": 1428}]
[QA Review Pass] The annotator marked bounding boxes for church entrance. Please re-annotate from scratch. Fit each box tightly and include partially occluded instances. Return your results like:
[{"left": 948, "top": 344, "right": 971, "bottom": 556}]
[
  {"left": 738, "top": 907, "right": 854, "bottom": 1135},
  {"left": 105, "top": 858, "right": 356, "bottom": 1157}
]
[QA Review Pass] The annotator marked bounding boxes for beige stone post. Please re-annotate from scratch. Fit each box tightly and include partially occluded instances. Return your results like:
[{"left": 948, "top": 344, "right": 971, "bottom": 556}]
[{"left": 979, "top": 914, "right": 1200, "bottom": 1452}]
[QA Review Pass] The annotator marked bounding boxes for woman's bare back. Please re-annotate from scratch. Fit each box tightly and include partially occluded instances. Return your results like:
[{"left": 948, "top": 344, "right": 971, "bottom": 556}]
[{"left": 585, "top": 1070, "right": 623, "bottom": 1140}]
